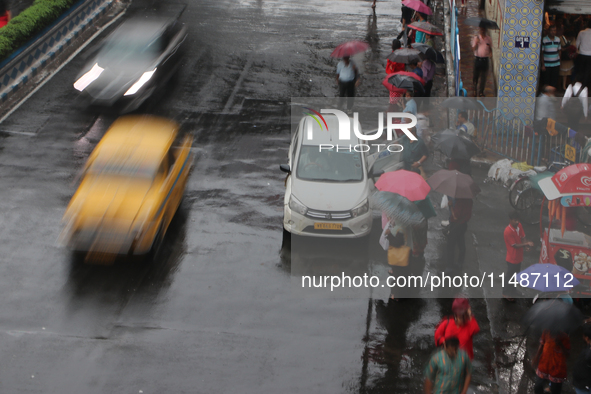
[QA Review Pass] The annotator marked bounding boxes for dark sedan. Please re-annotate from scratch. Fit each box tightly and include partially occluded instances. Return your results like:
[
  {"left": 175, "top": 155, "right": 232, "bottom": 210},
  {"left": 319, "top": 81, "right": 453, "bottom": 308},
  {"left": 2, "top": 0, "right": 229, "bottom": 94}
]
[{"left": 74, "top": 17, "right": 186, "bottom": 112}]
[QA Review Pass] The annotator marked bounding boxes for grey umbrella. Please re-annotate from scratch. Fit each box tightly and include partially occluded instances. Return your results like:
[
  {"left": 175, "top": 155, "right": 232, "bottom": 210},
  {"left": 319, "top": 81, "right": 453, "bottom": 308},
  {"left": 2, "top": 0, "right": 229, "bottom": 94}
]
[
  {"left": 387, "top": 48, "right": 426, "bottom": 64},
  {"left": 412, "top": 43, "right": 445, "bottom": 64},
  {"left": 371, "top": 191, "right": 425, "bottom": 228},
  {"left": 441, "top": 97, "right": 482, "bottom": 110},
  {"left": 522, "top": 299, "right": 584, "bottom": 334},
  {"left": 427, "top": 170, "right": 481, "bottom": 199}
]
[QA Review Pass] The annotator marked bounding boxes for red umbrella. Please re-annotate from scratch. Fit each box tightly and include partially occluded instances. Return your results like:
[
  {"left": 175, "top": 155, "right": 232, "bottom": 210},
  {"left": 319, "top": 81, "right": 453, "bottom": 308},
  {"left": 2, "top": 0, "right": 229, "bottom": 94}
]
[
  {"left": 330, "top": 40, "right": 370, "bottom": 58},
  {"left": 375, "top": 170, "right": 431, "bottom": 201},
  {"left": 402, "top": 0, "right": 432, "bottom": 15},
  {"left": 408, "top": 21, "right": 443, "bottom": 36}
]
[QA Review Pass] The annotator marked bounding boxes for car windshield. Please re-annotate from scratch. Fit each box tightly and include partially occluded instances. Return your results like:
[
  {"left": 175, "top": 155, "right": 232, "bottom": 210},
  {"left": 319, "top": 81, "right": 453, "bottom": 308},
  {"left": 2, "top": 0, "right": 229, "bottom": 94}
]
[
  {"left": 99, "top": 35, "right": 162, "bottom": 63},
  {"left": 296, "top": 145, "right": 364, "bottom": 182}
]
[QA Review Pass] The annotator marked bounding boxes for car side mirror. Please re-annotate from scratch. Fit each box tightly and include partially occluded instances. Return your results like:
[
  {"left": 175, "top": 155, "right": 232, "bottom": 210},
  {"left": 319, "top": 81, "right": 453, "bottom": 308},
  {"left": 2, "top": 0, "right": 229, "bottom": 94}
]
[{"left": 279, "top": 164, "right": 291, "bottom": 173}]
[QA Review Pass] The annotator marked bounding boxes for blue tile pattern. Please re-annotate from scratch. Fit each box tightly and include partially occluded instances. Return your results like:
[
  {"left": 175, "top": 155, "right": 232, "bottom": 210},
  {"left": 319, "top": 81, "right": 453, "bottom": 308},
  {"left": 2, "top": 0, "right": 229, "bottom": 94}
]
[
  {"left": 0, "top": 0, "right": 114, "bottom": 101},
  {"left": 497, "top": 0, "right": 544, "bottom": 124}
]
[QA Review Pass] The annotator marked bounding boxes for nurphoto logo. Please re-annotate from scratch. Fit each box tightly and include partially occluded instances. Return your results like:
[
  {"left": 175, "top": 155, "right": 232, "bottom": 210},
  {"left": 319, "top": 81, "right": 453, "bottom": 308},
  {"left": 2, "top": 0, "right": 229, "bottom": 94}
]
[{"left": 304, "top": 108, "right": 417, "bottom": 153}]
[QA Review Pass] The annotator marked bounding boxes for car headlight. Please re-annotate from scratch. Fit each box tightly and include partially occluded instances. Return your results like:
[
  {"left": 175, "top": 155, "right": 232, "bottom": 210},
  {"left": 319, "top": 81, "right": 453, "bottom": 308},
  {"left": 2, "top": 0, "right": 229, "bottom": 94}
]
[
  {"left": 351, "top": 199, "right": 369, "bottom": 218},
  {"left": 124, "top": 68, "right": 157, "bottom": 96},
  {"left": 74, "top": 63, "right": 104, "bottom": 91},
  {"left": 289, "top": 195, "right": 308, "bottom": 216}
]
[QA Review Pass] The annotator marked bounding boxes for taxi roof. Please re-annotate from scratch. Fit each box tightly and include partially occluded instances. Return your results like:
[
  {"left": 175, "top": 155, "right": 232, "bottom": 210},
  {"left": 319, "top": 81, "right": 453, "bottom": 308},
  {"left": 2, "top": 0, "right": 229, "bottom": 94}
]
[{"left": 92, "top": 115, "right": 179, "bottom": 164}]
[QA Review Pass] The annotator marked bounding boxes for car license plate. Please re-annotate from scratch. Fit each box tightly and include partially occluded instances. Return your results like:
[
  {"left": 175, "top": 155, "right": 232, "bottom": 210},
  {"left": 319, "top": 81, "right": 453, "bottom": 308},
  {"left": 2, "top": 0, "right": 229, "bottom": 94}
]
[{"left": 314, "top": 223, "right": 342, "bottom": 230}]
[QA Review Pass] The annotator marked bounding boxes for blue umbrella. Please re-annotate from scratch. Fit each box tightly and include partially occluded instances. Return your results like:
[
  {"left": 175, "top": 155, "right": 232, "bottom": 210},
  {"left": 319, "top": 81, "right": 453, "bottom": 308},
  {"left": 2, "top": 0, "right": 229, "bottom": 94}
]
[{"left": 518, "top": 264, "right": 580, "bottom": 292}]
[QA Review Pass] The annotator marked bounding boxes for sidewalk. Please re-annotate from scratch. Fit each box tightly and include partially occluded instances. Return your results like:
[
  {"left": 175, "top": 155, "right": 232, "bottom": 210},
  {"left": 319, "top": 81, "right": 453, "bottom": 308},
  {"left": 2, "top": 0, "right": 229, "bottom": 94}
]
[{"left": 457, "top": 4, "right": 496, "bottom": 97}]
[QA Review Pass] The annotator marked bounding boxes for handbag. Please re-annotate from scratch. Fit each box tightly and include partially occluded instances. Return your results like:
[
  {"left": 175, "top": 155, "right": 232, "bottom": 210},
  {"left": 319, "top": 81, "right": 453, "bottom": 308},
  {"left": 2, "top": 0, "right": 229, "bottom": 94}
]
[{"left": 388, "top": 245, "right": 411, "bottom": 267}]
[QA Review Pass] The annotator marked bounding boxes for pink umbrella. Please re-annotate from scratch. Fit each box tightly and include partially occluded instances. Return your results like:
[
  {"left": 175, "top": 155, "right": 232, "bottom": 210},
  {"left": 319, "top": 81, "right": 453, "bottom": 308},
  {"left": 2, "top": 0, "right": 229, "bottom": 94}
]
[
  {"left": 402, "top": 0, "right": 432, "bottom": 15},
  {"left": 375, "top": 170, "right": 431, "bottom": 201},
  {"left": 330, "top": 40, "right": 370, "bottom": 58}
]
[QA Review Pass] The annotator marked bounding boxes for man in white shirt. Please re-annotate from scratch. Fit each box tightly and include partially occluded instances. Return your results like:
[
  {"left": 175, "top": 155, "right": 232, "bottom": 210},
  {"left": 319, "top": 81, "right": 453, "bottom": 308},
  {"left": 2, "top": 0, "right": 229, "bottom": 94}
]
[
  {"left": 535, "top": 85, "right": 556, "bottom": 122},
  {"left": 335, "top": 56, "right": 359, "bottom": 112},
  {"left": 576, "top": 20, "right": 591, "bottom": 89},
  {"left": 562, "top": 79, "right": 588, "bottom": 130}
]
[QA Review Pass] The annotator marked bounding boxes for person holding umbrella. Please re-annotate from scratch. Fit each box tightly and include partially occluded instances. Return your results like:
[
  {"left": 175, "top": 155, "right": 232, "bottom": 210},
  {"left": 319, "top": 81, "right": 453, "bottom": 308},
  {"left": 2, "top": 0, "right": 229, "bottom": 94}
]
[
  {"left": 401, "top": 124, "right": 428, "bottom": 174},
  {"left": 335, "top": 56, "right": 359, "bottom": 113},
  {"left": 446, "top": 195, "right": 473, "bottom": 274},
  {"left": 503, "top": 211, "right": 534, "bottom": 301},
  {"left": 471, "top": 24, "right": 492, "bottom": 97},
  {"left": 573, "top": 323, "right": 591, "bottom": 394},
  {"left": 414, "top": 13, "right": 428, "bottom": 44},
  {"left": 532, "top": 330, "right": 570, "bottom": 394},
  {"left": 331, "top": 41, "right": 369, "bottom": 113},
  {"left": 386, "top": 39, "right": 406, "bottom": 74}
]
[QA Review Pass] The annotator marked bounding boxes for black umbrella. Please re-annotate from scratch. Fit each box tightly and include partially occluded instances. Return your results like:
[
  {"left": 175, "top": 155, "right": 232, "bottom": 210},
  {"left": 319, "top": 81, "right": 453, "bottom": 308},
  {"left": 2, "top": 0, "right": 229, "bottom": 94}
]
[
  {"left": 411, "top": 43, "right": 445, "bottom": 64},
  {"left": 387, "top": 74, "right": 425, "bottom": 96},
  {"left": 464, "top": 17, "right": 500, "bottom": 30},
  {"left": 522, "top": 299, "right": 584, "bottom": 334},
  {"left": 435, "top": 134, "right": 481, "bottom": 160},
  {"left": 441, "top": 97, "right": 482, "bottom": 110},
  {"left": 387, "top": 48, "right": 426, "bottom": 64},
  {"left": 431, "top": 128, "right": 459, "bottom": 144}
]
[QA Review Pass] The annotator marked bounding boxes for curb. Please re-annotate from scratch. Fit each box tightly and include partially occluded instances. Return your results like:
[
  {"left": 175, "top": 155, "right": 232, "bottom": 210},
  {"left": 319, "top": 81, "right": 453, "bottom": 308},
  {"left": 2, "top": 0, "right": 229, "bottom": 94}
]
[{"left": 0, "top": 0, "right": 127, "bottom": 116}]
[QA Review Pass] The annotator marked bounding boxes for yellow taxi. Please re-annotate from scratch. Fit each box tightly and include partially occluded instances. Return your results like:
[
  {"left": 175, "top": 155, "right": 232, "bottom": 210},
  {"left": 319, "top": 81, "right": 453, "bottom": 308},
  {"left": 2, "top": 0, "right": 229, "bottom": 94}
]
[{"left": 60, "top": 115, "right": 193, "bottom": 262}]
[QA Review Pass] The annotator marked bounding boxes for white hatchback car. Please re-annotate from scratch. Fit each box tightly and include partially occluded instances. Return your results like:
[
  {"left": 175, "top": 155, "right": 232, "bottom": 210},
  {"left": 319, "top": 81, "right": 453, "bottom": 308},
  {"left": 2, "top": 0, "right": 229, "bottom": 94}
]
[{"left": 280, "top": 114, "right": 403, "bottom": 238}]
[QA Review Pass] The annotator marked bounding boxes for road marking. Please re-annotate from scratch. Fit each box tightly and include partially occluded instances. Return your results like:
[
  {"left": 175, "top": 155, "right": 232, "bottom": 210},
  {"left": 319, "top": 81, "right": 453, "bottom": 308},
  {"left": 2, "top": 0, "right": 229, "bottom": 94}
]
[
  {"left": 222, "top": 53, "right": 255, "bottom": 114},
  {"left": 0, "top": 9, "right": 128, "bottom": 125}
]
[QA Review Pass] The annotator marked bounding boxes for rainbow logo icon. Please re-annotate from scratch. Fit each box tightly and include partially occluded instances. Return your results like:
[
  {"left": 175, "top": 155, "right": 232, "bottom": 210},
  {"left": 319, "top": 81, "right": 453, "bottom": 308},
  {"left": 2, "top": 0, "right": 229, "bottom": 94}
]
[{"left": 303, "top": 107, "right": 329, "bottom": 132}]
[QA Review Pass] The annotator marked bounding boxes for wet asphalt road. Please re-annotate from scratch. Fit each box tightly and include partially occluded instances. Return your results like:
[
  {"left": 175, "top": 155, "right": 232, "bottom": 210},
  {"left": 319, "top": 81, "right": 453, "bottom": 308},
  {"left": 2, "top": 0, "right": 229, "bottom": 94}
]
[{"left": 0, "top": 0, "right": 588, "bottom": 393}]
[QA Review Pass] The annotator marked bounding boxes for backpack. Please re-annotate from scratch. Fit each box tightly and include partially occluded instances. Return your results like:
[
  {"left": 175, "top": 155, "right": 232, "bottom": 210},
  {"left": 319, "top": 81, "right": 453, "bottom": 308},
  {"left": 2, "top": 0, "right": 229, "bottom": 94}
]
[{"left": 564, "top": 85, "right": 585, "bottom": 122}]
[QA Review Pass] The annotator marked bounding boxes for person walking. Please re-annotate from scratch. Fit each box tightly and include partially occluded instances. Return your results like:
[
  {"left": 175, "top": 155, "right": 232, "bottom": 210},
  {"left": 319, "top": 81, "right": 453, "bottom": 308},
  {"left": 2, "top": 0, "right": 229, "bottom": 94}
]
[
  {"left": 541, "top": 25, "right": 562, "bottom": 89},
  {"left": 434, "top": 298, "right": 480, "bottom": 360},
  {"left": 386, "top": 39, "right": 406, "bottom": 74},
  {"left": 559, "top": 32, "right": 576, "bottom": 90},
  {"left": 562, "top": 78, "right": 588, "bottom": 131},
  {"left": 576, "top": 19, "right": 591, "bottom": 89},
  {"left": 384, "top": 230, "right": 411, "bottom": 302},
  {"left": 573, "top": 323, "right": 591, "bottom": 394},
  {"left": 415, "top": 13, "right": 428, "bottom": 44},
  {"left": 471, "top": 24, "right": 492, "bottom": 97},
  {"left": 502, "top": 211, "right": 533, "bottom": 301},
  {"left": 335, "top": 56, "right": 359, "bottom": 113},
  {"left": 401, "top": 124, "right": 428, "bottom": 174},
  {"left": 532, "top": 330, "right": 570, "bottom": 394},
  {"left": 445, "top": 198, "right": 472, "bottom": 274},
  {"left": 424, "top": 336, "right": 472, "bottom": 394},
  {"left": 422, "top": 57, "right": 436, "bottom": 97}
]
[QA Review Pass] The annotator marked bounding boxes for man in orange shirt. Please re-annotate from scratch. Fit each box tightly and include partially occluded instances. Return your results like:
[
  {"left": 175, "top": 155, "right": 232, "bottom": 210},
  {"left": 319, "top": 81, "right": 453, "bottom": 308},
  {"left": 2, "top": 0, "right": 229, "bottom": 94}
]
[{"left": 503, "top": 211, "right": 534, "bottom": 301}]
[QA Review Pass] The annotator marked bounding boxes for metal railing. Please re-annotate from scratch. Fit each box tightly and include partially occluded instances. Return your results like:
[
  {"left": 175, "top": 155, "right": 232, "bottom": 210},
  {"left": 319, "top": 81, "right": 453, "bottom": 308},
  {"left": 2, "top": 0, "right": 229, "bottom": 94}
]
[{"left": 462, "top": 103, "right": 583, "bottom": 166}]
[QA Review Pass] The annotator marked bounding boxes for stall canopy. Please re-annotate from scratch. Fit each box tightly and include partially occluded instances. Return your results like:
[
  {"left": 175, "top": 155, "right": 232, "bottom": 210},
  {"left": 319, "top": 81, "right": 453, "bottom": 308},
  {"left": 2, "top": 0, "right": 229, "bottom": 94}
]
[
  {"left": 546, "top": 0, "right": 591, "bottom": 15},
  {"left": 540, "top": 164, "right": 591, "bottom": 200}
]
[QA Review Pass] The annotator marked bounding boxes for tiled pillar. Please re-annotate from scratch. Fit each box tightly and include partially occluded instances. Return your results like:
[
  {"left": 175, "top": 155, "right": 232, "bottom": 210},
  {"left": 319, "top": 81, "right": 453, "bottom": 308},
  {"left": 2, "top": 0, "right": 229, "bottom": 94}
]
[{"left": 497, "top": 0, "right": 544, "bottom": 124}]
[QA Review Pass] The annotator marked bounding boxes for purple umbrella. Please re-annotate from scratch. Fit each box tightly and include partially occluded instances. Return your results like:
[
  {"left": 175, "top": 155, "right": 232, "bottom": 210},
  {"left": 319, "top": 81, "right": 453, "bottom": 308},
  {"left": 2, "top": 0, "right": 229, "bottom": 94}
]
[{"left": 518, "top": 263, "right": 580, "bottom": 292}]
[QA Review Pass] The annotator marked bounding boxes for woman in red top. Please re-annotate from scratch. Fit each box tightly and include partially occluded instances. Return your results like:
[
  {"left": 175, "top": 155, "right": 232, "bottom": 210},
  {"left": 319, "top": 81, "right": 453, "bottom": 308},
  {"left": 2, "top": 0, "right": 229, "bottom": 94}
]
[
  {"left": 0, "top": 0, "right": 11, "bottom": 28},
  {"left": 533, "top": 331, "right": 570, "bottom": 394},
  {"left": 434, "top": 298, "right": 480, "bottom": 359},
  {"left": 386, "top": 39, "right": 406, "bottom": 75}
]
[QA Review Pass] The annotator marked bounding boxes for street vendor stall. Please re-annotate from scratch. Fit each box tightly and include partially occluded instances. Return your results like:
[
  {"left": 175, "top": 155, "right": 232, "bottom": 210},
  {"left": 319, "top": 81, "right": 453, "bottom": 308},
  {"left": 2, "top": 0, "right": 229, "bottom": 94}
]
[{"left": 539, "top": 164, "right": 591, "bottom": 296}]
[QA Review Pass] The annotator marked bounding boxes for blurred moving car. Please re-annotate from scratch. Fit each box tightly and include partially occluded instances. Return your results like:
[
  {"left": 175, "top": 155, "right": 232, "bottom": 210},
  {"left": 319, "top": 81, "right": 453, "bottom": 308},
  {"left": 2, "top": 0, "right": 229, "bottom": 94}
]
[
  {"left": 73, "top": 17, "right": 187, "bottom": 112},
  {"left": 60, "top": 115, "right": 194, "bottom": 263},
  {"left": 279, "top": 114, "right": 403, "bottom": 238}
]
